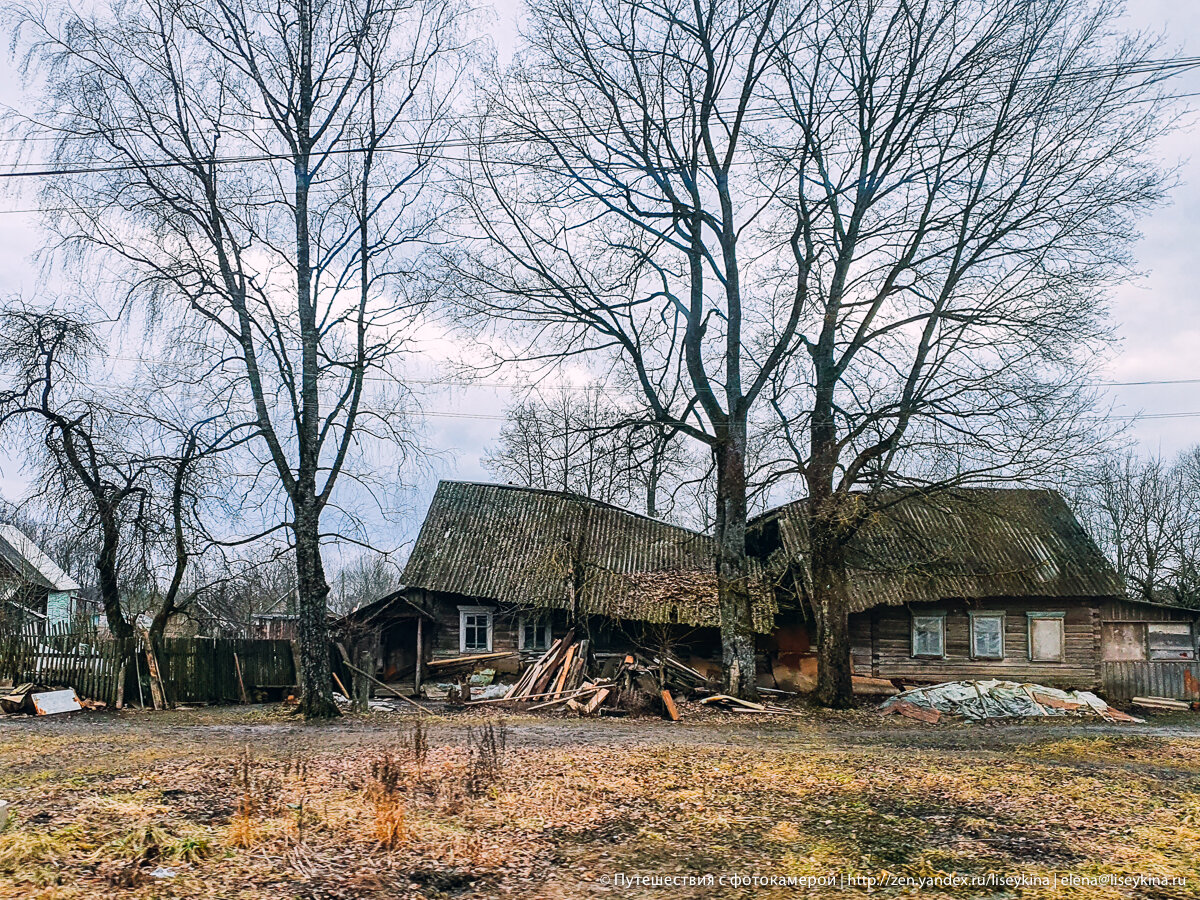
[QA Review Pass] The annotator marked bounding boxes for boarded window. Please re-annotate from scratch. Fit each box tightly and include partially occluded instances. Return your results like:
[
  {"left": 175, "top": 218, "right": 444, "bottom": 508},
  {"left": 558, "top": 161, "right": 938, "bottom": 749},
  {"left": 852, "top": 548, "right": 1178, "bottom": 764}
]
[
  {"left": 1148, "top": 622, "right": 1195, "bottom": 661},
  {"left": 1102, "top": 623, "right": 1147, "bottom": 661},
  {"left": 970, "top": 613, "right": 1004, "bottom": 659},
  {"left": 1028, "top": 614, "right": 1064, "bottom": 662},
  {"left": 911, "top": 614, "right": 945, "bottom": 658}
]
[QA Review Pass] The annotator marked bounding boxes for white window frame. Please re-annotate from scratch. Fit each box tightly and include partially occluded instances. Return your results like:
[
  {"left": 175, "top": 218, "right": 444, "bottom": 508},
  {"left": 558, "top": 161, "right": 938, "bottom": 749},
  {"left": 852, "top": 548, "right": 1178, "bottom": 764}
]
[
  {"left": 969, "top": 611, "right": 1005, "bottom": 660},
  {"left": 911, "top": 612, "right": 946, "bottom": 659},
  {"left": 458, "top": 606, "right": 493, "bottom": 653},
  {"left": 1027, "top": 611, "right": 1065, "bottom": 662},
  {"left": 518, "top": 616, "right": 552, "bottom": 652}
]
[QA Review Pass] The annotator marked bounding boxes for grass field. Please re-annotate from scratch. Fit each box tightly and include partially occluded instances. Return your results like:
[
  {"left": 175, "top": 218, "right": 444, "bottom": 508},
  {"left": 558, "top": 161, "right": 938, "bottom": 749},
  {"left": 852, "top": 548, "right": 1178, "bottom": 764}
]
[{"left": 1, "top": 703, "right": 1198, "bottom": 898}]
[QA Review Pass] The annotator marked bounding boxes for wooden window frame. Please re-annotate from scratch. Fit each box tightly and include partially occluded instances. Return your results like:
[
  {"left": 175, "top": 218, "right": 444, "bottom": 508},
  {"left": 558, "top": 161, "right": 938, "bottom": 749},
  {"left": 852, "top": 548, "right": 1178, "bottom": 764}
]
[
  {"left": 518, "top": 616, "right": 552, "bottom": 652},
  {"left": 458, "top": 606, "right": 493, "bottom": 653},
  {"left": 1026, "top": 611, "right": 1065, "bottom": 662},
  {"left": 969, "top": 611, "right": 1005, "bottom": 660},
  {"left": 911, "top": 612, "right": 947, "bottom": 659}
]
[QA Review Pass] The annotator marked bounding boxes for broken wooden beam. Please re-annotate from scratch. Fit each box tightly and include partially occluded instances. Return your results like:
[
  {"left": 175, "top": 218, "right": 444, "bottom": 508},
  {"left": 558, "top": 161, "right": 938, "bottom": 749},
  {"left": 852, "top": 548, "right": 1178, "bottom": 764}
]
[{"left": 660, "top": 689, "right": 680, "bottom": 722}]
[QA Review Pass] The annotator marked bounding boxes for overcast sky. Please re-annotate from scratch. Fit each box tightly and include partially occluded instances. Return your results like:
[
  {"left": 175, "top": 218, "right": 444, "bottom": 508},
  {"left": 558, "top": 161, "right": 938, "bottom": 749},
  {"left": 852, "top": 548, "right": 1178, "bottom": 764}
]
[{"left": 0, "top": 0, "right": 1198, "bottom": 556}]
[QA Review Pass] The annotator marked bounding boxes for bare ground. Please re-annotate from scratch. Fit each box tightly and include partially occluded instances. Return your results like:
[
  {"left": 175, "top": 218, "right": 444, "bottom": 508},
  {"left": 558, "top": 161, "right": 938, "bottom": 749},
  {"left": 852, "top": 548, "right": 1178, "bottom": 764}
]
[{"left": 1, "top": 701, "right": 1199, "bottom": 899}]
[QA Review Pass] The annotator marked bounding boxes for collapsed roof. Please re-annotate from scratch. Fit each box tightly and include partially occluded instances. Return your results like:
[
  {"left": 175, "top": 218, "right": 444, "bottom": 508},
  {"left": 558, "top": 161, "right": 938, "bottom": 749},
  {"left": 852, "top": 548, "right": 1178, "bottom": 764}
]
[{"left": 401, "top": 481, "right": 777, "bottom": 631}]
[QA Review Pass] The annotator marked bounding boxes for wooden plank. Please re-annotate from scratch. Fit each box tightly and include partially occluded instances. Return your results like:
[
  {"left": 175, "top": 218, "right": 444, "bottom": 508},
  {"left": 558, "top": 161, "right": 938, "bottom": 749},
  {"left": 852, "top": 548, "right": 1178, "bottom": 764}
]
[
  {"left": 233, "top": 653, "right": 249, "bottom": 703},
  {"left": 551, "top": 645, "right": 577, "bottom": 698},
  {"left": 660, "top": 689, "right": 680, "bottom": 722},
  {"left": 582, "top": 687, "right": 611, "bottom": 715},
  {"left": 881, "top": 700, "right": 941, "bottom": 724}
]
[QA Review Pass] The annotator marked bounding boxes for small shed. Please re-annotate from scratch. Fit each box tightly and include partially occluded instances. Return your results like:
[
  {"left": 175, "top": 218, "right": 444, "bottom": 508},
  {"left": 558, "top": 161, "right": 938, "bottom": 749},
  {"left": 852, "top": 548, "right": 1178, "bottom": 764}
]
[
  {"left": 0, "top": 524, "right": 83, "bottom": 630},
  {"left": 1098, "top": 598, "right": 1200, "bottom": 701}
]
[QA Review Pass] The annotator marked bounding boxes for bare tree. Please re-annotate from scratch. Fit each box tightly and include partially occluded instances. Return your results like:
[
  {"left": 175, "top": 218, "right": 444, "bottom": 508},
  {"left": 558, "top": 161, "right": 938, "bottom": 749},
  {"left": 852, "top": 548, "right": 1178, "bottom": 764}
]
[
  {"left": 450, "top": 0, "right": 1172, "bottom": 701},
  {"left": 15, "top": 0, "right": 466, "bottom": 716},
  {"left": 0, "top": 303, "right": 243, "bottom": 645},
  {"left": 484, "top": 383, "right": 698, "bottom": 518},
  {"left": 1076, "top": 448, "right": 1200, "bottom": 608},
  {"left": 328, "top": 550, "right": 400, "bottom": 615}
]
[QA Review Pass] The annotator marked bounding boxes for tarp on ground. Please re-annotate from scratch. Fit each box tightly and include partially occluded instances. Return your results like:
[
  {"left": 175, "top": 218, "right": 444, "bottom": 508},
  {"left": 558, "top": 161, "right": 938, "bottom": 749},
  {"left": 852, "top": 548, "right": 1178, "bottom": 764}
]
[{"left": 879, "top": 679, "right": 1139, "bottom": 722}]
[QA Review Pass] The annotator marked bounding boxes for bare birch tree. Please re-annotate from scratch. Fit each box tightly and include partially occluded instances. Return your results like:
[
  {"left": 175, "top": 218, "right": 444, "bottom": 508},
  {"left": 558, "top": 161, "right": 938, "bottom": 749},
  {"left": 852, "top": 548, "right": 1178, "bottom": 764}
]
[
  {"left": 14, "top": 0, "right": 466, "bottom": 716},
  {"left": 451, "top": 0, "right": 1172, "bottom": 701}
]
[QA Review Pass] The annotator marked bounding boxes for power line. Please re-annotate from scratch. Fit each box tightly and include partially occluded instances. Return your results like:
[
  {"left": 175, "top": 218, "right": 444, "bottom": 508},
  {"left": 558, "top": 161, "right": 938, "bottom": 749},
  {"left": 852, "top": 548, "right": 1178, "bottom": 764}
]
[{"left": 0, "top": 55, "right": 1197, "bottom": 182}]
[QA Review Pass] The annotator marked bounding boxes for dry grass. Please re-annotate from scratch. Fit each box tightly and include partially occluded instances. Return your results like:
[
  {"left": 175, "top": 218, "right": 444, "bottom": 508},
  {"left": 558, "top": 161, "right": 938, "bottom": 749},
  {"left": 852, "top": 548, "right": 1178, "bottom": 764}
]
[{"left": 1, "top": 708, "right": 1199, "bottom": 898}]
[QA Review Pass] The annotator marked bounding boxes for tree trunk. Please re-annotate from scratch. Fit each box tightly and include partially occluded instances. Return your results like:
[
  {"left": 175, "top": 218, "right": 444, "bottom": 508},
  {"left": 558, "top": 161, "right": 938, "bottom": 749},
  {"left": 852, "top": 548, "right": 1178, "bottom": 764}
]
[
  {"left": 808, "top": 511, "right": 855, "bottom": 708},
  {"left": 353, "top": 645, "right": 371, "bottom": 713},
  {"left": 713, "top": 426, "right": 757, "bottom": 699},
  {"left": 294, "top": 505, "right": 339, "bottom": 719},
  {"left": 96, "top": 511, "right": 133, "bottom": 645}
]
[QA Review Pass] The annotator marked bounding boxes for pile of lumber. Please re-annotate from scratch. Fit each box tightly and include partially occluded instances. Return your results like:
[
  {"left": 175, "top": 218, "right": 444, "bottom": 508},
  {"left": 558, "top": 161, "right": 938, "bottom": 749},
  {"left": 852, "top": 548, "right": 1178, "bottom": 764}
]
[
  {"left": 495, "top": 630, "right": 591, "bottom": 704},
  {"left": 467, "top": 639, "right": 713, "bottom": 719},
  {"left": 1132, "top": 695, "right": 1194, "bottom": 712},
  {"left": 698, "top": 694, "right": 804, "bottom": 717}
]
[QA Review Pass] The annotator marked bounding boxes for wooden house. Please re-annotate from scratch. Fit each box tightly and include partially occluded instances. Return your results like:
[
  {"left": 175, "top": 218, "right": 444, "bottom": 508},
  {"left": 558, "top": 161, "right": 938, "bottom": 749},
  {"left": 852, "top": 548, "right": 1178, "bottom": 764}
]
[
  {"left": 750, "top": 489, "right": 1200, "bottom": 699},
  {"left": 342, "top": 480, "right": 775, "bottom": 690},
  {"left": 351, "top": 481, "right": 1200, "bottom": 701},
  {"left": 0, "top": 524, "right": 85, "bottom": 631}
]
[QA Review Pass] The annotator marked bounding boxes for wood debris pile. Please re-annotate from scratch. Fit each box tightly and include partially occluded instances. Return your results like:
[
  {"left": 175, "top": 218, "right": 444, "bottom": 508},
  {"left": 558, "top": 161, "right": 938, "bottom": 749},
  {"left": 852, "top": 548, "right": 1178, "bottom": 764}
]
[
  {"left": 467, "top": 632, "right": 727, "bottom": 720},
  {"left": 697, "top": 694, "right": 804, "bottom": 716}
]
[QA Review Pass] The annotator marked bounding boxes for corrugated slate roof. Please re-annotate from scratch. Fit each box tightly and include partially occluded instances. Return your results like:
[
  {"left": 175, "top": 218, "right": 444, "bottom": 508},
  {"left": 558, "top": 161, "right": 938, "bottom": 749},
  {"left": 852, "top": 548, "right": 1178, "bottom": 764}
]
[
  {"left": 750, "top": 488, "right": 1121, "bottom": 611},
  {"left": 402, "top": 481, "right": 776, "bottom": 630},
  {"left": 0, "top": 524, "right": 80, "bottom": 593}
]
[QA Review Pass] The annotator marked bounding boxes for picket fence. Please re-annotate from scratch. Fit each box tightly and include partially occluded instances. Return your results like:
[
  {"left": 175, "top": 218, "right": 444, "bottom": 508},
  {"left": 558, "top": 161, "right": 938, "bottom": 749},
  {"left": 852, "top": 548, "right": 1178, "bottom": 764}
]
[{"left": 0, "top": 621, "right": 297, "bottom": 707}]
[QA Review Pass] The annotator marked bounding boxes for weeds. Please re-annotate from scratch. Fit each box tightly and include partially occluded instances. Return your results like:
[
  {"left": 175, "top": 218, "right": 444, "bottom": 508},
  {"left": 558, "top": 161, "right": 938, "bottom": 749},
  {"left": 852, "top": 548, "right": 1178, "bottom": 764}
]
[
  {"left": 103, "top": 821, "right": 213, "bottom": 865},
  {"left": 466, "top": 720, "right": 507, "bottom": 797},
  {"left": 228, "top": 747, "right": 283, "bottom": 849},
  {"left": 365, "top": 751, "right": 407, "bottom": 849}
]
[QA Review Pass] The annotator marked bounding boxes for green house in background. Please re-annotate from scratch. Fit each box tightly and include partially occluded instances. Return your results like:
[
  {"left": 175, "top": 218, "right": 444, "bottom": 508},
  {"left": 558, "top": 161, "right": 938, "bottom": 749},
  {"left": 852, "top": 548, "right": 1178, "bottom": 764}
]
[{"left": 0, "top": 524, "right": 83, "bottom": 630}]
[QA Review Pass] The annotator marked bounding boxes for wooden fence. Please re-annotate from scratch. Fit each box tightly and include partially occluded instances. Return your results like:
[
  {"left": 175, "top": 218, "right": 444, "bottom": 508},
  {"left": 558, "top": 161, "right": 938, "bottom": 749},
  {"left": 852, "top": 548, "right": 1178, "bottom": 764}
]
[
  {"left": 1101, "top": 660, "right": 1200, "bottom": 702},
  {"left": 0, "top": 621, "right": 297, "bottom": 707},
  {"left": 0, "top": 621, "right": 125, "bottom": 705}
]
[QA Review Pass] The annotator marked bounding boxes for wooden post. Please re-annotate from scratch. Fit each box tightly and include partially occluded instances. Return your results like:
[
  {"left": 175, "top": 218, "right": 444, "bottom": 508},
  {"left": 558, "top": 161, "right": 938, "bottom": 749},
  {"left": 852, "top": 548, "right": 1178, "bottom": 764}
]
[
  {"left": 414, "top": 616, "right": 424, "bottom": 695},
  {"left": 233, "top": 653, "right": 249, "bottom": 704},
  {"left": 354, "top": 646, "right": 371, "bottom": 712},
  {"left": 114, "top": 659, "right": 127, "bottom": 710}
]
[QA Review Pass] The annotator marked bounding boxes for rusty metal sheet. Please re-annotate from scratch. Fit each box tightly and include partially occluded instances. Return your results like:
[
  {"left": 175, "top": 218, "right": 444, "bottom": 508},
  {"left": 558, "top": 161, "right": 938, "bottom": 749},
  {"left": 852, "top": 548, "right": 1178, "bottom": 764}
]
[{"left": 31, "top": 689, "right": 82, "bottom": 715}]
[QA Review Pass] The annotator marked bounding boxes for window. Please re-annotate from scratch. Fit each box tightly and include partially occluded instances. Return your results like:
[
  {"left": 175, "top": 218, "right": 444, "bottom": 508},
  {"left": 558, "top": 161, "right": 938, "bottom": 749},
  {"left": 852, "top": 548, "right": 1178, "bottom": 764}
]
[
  {"left": 519, "top": 617, "right": 551, "bottom": 652},
  {"left": 1148, "top": 622, "right": 1196, "bottom": 661},
  {"left": 911, "top": 613, "right": 945, "bottom": 658},
  {"left": 970, "top": 612, "right": 1005, "bottom": 659},
  {"left": 458, "top": 606, "right": 493, "bottom": 653},
  {"left": 1027, "top": 612, "right": 1065, "bottom": 662}
]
